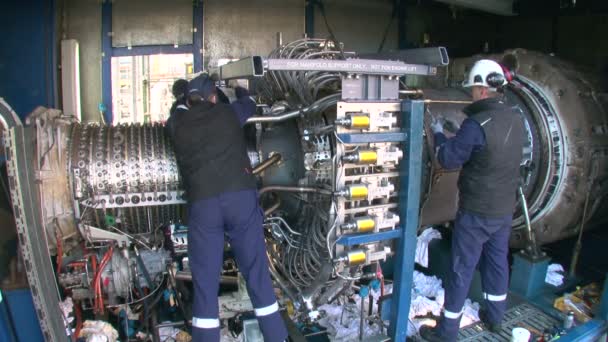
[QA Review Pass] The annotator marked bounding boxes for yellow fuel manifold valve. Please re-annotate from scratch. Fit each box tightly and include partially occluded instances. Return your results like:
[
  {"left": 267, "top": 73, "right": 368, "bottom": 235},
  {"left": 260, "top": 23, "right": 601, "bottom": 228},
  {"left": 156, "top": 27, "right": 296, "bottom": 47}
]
[
  {"left": 335, "top": 112, "right": 397, "bottom": 131},
  {"left": 342, "top": 150, "right": 378, "bottom": 164},
  {"left": 342, "top": 146, "right": 403, "bottom": 166},
  {"left": 341, "top": 216, "right": 376, "bottom": 233},
  {"left": 337, "top": 181, "right": 394, "bottom": 201},
  {"left": 336, "top": 184, "right": 369, "bottom": 200},
  {"left": 334, "top": 249, "right": 367, "bottom": 266},
  {"left": 334, "top": 247, "right": 391, "bottom": 266},
  {"left": 335, "top": 114, "right": 370, "bottom": 129}
]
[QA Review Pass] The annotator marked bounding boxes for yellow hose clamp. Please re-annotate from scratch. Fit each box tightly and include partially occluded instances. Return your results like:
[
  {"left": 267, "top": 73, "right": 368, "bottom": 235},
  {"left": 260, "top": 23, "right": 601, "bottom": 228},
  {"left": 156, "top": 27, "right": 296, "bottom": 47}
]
[
  {"left": 354, "top": 216, "right": 376, "bottom": 233},
  {"left": 347, "top": 184, "right": 368, "bottom": 200},
  {"left": 346, "top": 250, "right": 367, "bottom": 266}
]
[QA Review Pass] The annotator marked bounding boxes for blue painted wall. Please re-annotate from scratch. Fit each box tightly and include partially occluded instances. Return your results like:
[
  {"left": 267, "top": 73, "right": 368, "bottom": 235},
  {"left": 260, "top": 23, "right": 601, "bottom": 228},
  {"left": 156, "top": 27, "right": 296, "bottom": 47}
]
[{"left": 0, "top": 0, "right": 56, "bottom": 120}]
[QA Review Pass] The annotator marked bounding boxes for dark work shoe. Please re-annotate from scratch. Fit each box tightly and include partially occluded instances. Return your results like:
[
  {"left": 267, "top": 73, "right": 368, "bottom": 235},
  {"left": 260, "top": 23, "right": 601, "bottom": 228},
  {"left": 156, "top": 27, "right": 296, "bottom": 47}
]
[
  {"left": 479, "top": 309, "right": 502, "bottom": 333},
  {"left": 419, "top": 325, "right": 443, "bottom": 342}
]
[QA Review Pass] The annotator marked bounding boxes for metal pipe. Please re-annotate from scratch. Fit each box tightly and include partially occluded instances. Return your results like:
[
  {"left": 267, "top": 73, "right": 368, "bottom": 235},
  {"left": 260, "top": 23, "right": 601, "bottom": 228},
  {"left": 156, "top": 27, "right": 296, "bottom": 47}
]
[
  {"left": 246, "top": 109, "right": 303, "bottom": 124},
  {"left": 267, "top": 257, "right": 300, "bottom": 305},
  {"left": 569, "top": 168, "right": 595, "bottom": 277},
  {"left": 359, "top": 295, "right": 365, "bottom": 340},
  {"left": 399, "top": 89, "right": 424, "bottom": 95},
  {"left": 174, "top": 271, "right": 238, "bottom": 285},
  {"left": 518, "top": 186, "right": 540, "bottom": 258},
  {"left": 0, "top": 98, "right": 22, "bottom": 130},
  {"left": 259, "top": 185, "right": 333, "bottom": 196},
  {"left": 264, "top": 195, "right": 282, "bottom": 216},
  {"left": 253, "top": 153, "right": 282, "bottom": 175},
  {"left": 301, "top": 263, "right": 333, "bottom": 310},
  {"left": 424, "top": 99, "right": 473, "bottom": 104},
  {"left": 246, "top": 93, "right": 340, "bottom": 124}
]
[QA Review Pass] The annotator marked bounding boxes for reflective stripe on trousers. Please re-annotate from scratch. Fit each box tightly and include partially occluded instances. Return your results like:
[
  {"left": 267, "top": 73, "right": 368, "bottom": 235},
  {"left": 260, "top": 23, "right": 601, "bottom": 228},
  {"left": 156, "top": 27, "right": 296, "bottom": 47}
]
[
  {"left": 255, "top": 302, "right": 279, "bottom": 316},
  {"left": 192, "top": 318, "right": 220, "bottom": 329},
  {"left": 483, "top": 292, "right": 507, "bottom": 301},
  {"left": 443, "top": 309, "right": 463, "bottom": 320}
]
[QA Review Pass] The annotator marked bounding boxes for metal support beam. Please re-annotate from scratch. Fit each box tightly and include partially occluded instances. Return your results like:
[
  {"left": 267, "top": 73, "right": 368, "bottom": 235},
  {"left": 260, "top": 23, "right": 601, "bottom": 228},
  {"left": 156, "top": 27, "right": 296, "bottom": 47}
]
[
  {"left": 600, "top": 273, "right": 608, "bottom": 320},
  {"left": 193, "top": 0, "right": 203, "bottom": 72},
  {"left": 5, "top": 125, "right": 68, "bottom": 341},
  {"left": 266, "top": 58, "right": 436, "bottom": 76},
  {"left": 336, "top": 229, "right": 402, "bottom": 246},
  {"left": 101, "top": 0, "right": 113, "bottom": 124},
  {"left": 388, "top": 100, "right": 424, "bottom": 340},
  {"left": 48, "top": 0, "right": 58, "bottom": 108},
  {"left": 305, "top": 0, "right": 315, "bottom": 38},
  {"left": 360, "top": 47, "right": 450, "bottom": 67},
  {"left": 397, "top": 0, "right": 409, "bottom": 49},
  {"left": 336, "top": 132, "right": 407, "bottom": 144},
  {"left": 217, "top": 57, "right": 437, "bottom": 82},
  {"left": 112, "top": 45, "right": 193, "bottom": 57}
]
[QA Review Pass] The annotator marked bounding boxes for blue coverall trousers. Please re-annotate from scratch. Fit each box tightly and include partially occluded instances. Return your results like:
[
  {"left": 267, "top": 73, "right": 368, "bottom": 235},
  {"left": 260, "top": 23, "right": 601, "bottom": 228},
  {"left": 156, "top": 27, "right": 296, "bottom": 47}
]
[
  {"left": 187, "top": 189, "right": 288, "bottom": 342},
  {"left": 437, "top": 209, "right": 512, "bottom": 341}
]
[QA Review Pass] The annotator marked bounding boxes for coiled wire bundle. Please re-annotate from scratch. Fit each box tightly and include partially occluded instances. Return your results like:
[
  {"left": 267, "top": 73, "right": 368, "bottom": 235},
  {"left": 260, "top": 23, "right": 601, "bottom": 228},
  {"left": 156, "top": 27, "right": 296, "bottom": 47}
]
[
  {"left": 257, "top": 38, "right": 353, "bottom": 107},
  {"left": 266, "top": 196, "right": 332, "bottom": 291}
]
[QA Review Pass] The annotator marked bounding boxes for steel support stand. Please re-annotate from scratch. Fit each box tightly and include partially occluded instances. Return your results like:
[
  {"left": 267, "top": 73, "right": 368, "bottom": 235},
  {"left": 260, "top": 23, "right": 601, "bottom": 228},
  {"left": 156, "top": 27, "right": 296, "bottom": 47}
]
[{"left": 388, "top": 100, "right": 424, "bottom": 340}]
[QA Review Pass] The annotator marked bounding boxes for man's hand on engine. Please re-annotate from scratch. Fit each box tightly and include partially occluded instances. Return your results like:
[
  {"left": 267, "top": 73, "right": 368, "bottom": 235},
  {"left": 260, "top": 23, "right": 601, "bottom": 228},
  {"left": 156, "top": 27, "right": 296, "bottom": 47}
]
[{"left": 431, "top": 116, "right": 445, "bottom": 134}]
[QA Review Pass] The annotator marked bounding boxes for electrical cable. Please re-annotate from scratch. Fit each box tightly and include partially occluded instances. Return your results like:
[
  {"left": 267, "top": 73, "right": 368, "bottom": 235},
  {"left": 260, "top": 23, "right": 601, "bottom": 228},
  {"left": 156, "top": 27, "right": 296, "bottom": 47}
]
[
  {"left": 107, "top": 273, "right": 166, "bottom": 307},
  {"left": 316, "top": 0, "right": 345, "bottom": 59},
  {"left": 378, "top": 0, "right": 399, "bottom": 53}
]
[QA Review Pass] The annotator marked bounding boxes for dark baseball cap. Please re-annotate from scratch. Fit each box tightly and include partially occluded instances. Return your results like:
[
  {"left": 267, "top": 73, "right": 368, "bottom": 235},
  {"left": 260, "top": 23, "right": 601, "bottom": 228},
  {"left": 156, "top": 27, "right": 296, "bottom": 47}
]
[{"left": 188, "top": 74, "right": 216, "bottom": 99}]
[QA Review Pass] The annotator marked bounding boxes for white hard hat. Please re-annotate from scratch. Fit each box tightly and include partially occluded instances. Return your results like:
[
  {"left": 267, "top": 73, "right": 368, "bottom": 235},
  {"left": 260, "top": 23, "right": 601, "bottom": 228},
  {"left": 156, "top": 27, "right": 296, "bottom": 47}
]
[{"left": 462, "top": 59, "right": 507, "bottom": 90}]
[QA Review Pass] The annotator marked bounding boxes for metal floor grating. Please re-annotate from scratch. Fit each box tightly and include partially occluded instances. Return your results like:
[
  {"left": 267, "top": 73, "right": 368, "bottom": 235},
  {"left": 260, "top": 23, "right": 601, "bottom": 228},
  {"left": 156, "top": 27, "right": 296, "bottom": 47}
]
[{"left": 457, "top": 303, "right": 559, "bottom": 341}]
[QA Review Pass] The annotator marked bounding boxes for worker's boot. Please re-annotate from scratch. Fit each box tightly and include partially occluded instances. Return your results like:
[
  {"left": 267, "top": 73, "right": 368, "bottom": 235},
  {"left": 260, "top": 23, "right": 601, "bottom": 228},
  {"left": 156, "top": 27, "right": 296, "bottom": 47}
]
[
  {"left": 479, "top": 309, "right": 502, "bottom": 333},
  {"left": 418, "top": 325, "right": 443, "bottom": 342}
]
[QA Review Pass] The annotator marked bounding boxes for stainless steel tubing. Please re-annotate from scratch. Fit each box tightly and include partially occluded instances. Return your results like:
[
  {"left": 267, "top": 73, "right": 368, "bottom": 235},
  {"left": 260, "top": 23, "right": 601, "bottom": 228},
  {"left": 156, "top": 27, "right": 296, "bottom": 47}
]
[
  {"left": 246, "top": 94, "right": 340, "bottom": 124},
  {"left": 264, "top": 195, "right": 282, "bottom": 216},
  {"left": 252, "top": 153, "right": 282, "bottom": 175},
  {"left": 174, "top": 271, "right": 238, "bottom": 285},
  {"left": 259, "top": 186, "right": 333, "bottom": 196}
]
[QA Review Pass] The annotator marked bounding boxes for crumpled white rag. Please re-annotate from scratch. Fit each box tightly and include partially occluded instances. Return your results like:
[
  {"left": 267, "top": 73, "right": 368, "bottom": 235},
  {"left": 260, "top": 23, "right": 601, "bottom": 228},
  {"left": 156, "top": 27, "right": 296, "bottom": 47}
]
[
  {"left": 415, "top": 228, "right": 442, "bottom": 268},
  {"left": 545, "top": 263, "right": 565, "bottom": 286}
]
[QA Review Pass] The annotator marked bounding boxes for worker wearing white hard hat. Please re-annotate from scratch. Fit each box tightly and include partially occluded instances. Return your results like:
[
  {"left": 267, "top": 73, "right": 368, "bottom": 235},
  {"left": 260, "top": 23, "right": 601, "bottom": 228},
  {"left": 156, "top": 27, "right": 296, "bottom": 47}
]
[{"left": 421, "top": 59, "right": 525, "bottom": 342}]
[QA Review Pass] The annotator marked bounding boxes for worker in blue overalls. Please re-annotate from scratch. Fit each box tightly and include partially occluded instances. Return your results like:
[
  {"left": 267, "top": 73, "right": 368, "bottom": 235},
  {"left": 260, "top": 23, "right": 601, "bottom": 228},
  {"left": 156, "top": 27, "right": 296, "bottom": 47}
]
[
  {"left": 171, "top": 75, "right": 288, "bottom": 342},
  {"left": 420, "top": 59, "right": 526, "bottom": 342}
]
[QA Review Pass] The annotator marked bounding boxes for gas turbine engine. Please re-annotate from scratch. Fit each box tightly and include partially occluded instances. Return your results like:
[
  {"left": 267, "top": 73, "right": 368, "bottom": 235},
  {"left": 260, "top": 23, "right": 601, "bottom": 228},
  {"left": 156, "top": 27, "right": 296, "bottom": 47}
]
[{"left": 2, "top": 38, "right": 608, "bottom": 340}]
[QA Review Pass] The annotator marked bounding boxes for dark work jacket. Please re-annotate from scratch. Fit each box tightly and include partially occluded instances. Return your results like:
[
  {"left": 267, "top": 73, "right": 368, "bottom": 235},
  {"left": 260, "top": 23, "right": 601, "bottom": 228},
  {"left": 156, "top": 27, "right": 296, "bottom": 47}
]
[
  {"left": 166, "top": 98, "right": 188, "bottom": 140},
  {"left": 457, "top": 97, "right": 526, "bottom": 217},
  {"left": 172, "top": 101, "right": 256, "bottom": 202}
]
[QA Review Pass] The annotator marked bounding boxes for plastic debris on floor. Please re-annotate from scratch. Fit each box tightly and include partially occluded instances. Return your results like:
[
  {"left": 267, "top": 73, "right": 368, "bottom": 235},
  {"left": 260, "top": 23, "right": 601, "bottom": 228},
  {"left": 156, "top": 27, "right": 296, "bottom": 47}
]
[
  {"left": 78, "top": 320, "right": 119, "bottom": 342},
  {"left": 545, "top": 263, "right": 565, "bottom": 286},
  {"left": 415, "top": 228, "right": 442, "bottom": 268},
  {"left": 220, "top": 327, "right": 241, "bottom": 342},
  {"left": 59, "top": 297, "right": 74, "bottom": 325},
  {"left": 317, "top": 270, "right": 480, "bottom": 339},
  {"left": 554, "top": 282, "right": 601, "bottom": 323},
  {"left": 157, "top": 324, "right": 192, "bottom": 342}
]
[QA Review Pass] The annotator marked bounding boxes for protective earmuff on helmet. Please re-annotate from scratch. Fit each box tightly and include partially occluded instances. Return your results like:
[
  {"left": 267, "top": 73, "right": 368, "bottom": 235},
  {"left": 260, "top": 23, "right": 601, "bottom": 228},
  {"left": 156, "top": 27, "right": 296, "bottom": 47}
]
[
  {"left": 463, "top": 59, "right": 507, "bottom": 89},
  {"left": 486, "top": 72, "right": 506, "bottom": 88}
]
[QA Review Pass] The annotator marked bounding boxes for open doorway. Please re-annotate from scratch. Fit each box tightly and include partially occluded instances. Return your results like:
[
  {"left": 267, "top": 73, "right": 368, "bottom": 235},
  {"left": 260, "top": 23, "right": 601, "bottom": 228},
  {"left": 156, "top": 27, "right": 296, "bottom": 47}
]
[{"left": 111, "top": 53, "right": 194, "bottom": 124}]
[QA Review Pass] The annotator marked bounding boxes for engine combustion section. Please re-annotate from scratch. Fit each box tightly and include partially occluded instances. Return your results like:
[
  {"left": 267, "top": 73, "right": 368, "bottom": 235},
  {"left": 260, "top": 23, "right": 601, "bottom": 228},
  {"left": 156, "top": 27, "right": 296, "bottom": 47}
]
[{"left": 421, "top": 50, "right": 608, "bottom": 246}]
